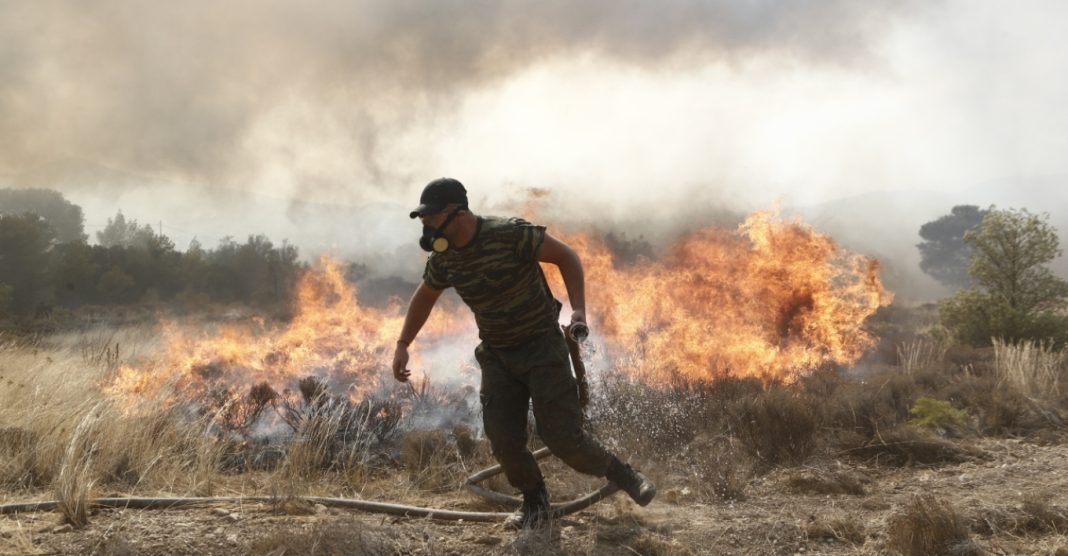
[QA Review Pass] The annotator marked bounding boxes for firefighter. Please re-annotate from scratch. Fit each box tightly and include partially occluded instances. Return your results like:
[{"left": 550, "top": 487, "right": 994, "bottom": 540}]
[{"left": 391, "top": 177, "right": 656, "bottom": 528}]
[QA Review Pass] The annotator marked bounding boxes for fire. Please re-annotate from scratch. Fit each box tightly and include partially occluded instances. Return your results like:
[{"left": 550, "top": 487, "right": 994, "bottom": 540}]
[
  {"left": 104, "top": 209, "right": 890, "bottom": 412},
  {"left": 551, "top": 208, "right": 891, "bottom": 383},
  {"left": 105, "top": 257, "right": 475, "bottom": 411}
]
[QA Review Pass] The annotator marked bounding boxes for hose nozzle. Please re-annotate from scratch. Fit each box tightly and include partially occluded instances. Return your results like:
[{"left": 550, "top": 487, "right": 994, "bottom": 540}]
[{"left": 567, "top": 322, "right": 589, "bottom": 343}]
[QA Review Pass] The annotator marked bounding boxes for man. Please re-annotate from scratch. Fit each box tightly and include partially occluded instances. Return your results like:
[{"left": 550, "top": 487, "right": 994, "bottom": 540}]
[{"left": 391, "top": 177, "right": 656, "bottom": 529}]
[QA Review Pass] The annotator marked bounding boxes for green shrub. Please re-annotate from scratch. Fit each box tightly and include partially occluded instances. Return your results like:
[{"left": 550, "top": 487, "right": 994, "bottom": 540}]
[{"left": 909, "top": 397, "right": 968, "bottom": 429}]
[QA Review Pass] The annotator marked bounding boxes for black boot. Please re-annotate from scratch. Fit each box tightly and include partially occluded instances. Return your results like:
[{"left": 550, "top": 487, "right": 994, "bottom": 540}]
[
  {"left": 606, "top": 457, "right": 657, "bottom": 506},
  {"left": 508, "top": 481, "right": 551, "bottom": 529}
]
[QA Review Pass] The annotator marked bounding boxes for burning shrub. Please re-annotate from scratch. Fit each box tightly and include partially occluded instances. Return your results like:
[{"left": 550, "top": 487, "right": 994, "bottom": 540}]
[
  {"left": 277, "top": 383, "right": 404, "bottom": 475},
  {"left": 201, "top": 382, "right": 278, "bottom": 437},
  {"left": 403, "top": 377, "right": 480, "bottom": 432},
  {"left": 888, "top": 495, "right": 980, "bottom": 556}
]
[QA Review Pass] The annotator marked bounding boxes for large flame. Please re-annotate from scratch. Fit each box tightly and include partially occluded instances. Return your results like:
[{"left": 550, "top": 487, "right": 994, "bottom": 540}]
[
  {"left": 551, "top": 208, "right": 891, "bottom": 383},
  {"left": 105, "top": 258, "right": 474, "bottom": 409},
  {"left": 104, "top": 209, "right": 890, "bottom": 411}
]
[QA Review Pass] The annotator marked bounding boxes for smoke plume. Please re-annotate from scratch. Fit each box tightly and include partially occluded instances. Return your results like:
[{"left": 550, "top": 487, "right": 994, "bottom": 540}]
[{"left": 1, "top": 0, "right": 912, "bottom": 195}]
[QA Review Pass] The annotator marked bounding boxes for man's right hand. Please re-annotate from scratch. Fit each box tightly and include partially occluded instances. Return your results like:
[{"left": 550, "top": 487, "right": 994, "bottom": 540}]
[{"left": 392, "top": 344, "right": 412, "bottom": 382}]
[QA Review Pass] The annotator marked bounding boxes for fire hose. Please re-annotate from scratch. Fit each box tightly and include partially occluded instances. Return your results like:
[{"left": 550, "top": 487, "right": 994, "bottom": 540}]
[
  {"left": 0, "top": 325, "right": 619, "bottom": 522},
  {"left": 0, "top": 447, "right": 619, "bottom": 522}
]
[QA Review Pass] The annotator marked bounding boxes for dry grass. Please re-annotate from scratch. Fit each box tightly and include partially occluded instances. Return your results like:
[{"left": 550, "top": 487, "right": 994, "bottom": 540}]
[
  {"left": 888, "top": 495, "right": 980, "bottom": 556},
  {"left": 54, "top": 407, "right": 98, "bottom": 528},
  {"left": 248, "top": 520, "right": 398, "bottom": 555},
  {"left": 400, "top": 428, "right": 460, "bottom": 492},
  {"left": 0, "top": 326, "right": 476, "bottom": 510},
  {"left": 973, "top": 493, "right": 1068, "bottom": 536},
  {"left": 897, "top": 338, "right": 948, "bottom": 375},
  {"left": 628, "top": 531, "right": 699, "bottom": 556},
  {"left": 0, "top": 519, "right": 46, "bottom": 555},
  {"left": 837, "top": 426, "right": 977, "bottom": 467},
  {"left": 804, "top": 513, "right": 866, "bottom": 545},
  {"left": 8, "top": 317, "right": 1068, "bottom": 553},
  {"left": 729, "top": 385, "right": 818, "bottom": 467},
  {"left": 784, "top": 468, "right": 867, "bottom": 496},
  {"left": 994, "top": 338, "right": 1067, "bottom": 401}
]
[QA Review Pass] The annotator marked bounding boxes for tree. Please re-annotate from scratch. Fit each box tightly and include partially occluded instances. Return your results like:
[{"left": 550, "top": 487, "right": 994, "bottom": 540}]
[
  {"left": 49, "top": 242, "right": 101, "bottom": 307},
  {"left": 917, "top": 205, "right": 988, "bottom": 288},
  {"left": 96, "top": 211, "right": 157, "bottom": 248},
  {"left": 0, "top": 188, "right": 87, "bottom": 243},
  {"left": 97, "top": 267, "right": 137, "bottom": 304},
  {"left": 190, "top": 235, "right": 301, "bottom": 305},
  {"left": 0, "top": 213, "right": 56, "bottom": 314},
  {"left": 940, "top": 208, "right": 1068, "bottom": 345}
]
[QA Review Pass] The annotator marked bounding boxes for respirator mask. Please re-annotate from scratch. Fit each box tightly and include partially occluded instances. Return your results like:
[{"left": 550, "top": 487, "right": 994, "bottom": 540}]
[{"left": 418, "top": 207, "right": 464, "bottom": 253}]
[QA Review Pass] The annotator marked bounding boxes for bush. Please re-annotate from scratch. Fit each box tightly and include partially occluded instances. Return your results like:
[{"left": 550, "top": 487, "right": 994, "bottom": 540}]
[
  {"left": 824, "top": 369, "right": 920, "bottom": 438},
  {"left": 941, "top": 291, "right": 1068, "bottom": 347},
  {"left": 729, "top": 385, "right": 818, "bottom": 467},
  {"left": 909, "top": 397, "right": 968, "bottom": 429},
  {"left": 888, "top": 495, "right": 980, "bottom": 555},
  {"left": 940, "top": 208, "right": 1068, "bottom": 346}
]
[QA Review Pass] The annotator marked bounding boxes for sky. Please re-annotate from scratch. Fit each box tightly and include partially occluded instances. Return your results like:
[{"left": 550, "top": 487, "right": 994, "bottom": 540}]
[{"left": 2, "top": 0, "right": 1068, "bottom": 284}]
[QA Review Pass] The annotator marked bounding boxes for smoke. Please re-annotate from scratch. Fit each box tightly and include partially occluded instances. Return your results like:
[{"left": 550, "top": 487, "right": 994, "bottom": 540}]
[{"left": 1, "top": 0, "right": 913, "bottom": 196}]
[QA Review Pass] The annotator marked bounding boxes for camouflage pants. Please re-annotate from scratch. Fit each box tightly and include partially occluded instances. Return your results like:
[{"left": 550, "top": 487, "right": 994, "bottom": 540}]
[{"left": 475, "top": 329, "right": 613, "bottom": 493}]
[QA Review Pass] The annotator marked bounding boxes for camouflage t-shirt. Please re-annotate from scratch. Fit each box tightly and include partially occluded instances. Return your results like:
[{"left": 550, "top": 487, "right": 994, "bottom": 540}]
[{"left": 423, "top": 216, "right": 562, "bottom": 347}]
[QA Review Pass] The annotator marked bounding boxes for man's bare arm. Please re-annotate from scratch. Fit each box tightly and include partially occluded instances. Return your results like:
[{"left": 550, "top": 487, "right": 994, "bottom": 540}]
[
  {"left": 538, "top": 232, "right": 586, "bottom": 324},
  {"left": 392, "top": 282, "right": 444, "bottom": 382}
]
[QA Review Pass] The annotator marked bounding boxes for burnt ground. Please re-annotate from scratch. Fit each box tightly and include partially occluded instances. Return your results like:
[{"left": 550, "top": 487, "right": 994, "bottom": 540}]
[{"left": 4, "top": 436, "right": 1068, "bottom": 555}]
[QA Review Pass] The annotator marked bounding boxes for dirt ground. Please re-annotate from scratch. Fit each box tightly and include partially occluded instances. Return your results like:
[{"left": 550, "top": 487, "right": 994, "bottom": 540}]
[{"left": 4, "top": 436, "right": 1068, "bottom": 555}]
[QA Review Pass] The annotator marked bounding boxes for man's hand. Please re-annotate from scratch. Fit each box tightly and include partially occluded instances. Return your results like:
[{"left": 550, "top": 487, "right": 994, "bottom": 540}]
[
  {"left": 567, "top": 310, "right": 589, "bottom": 342},
  {"left": 392, "top": 343, "right": 412, "bottom": 383}
]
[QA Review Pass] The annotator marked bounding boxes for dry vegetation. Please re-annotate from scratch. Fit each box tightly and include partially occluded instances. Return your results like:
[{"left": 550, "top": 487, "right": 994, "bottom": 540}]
[{"left": 3, "top": 310, "right": 1068, "bottom": 554}]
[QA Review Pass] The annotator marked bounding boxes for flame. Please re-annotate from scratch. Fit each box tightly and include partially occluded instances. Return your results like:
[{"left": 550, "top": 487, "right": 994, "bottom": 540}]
[
  {"left": 550, "top": 208, "right": 891, "bottom": 383},
  {"left": 105, "top": 257, "right": 474, "bottom": 411},
  {"left": 105, "top": 209, "right": 891, "bottom": 412}
]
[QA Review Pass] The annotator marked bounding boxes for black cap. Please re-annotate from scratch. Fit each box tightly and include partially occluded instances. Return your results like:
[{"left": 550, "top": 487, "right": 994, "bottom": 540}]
[{"left": 409, "top": 178, "right": 468, "bottom": 219}]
